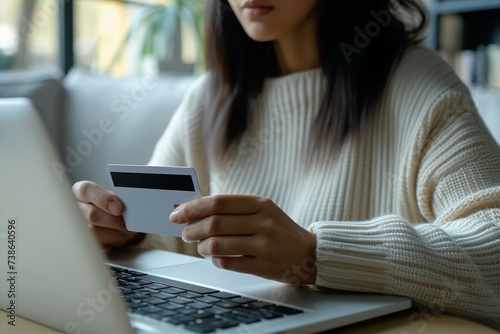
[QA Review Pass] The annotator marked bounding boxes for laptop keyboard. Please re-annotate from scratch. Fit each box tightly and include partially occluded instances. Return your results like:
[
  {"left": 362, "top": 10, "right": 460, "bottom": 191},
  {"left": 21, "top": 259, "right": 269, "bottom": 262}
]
[{"left": 109, "top": 266, "right": 303, "bottom": 333}]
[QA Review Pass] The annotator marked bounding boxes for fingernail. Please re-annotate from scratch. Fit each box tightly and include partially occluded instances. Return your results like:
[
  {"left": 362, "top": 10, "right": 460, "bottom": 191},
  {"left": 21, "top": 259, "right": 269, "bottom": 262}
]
[
  {"left": 169, "top": 209, "right": 179, "bottom": 222},
  {"left": 181, "top": 234, "right": 195, "bottom": 244},
  {"left": 108, "top": 202, "right": 120, "bottom": 215}
]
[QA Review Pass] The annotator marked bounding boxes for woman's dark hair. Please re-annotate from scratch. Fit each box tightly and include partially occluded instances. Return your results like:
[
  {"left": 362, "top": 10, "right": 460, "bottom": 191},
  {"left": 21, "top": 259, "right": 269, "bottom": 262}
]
[{"left": 204, "top": 0, "right": 428, "bottom": 159}]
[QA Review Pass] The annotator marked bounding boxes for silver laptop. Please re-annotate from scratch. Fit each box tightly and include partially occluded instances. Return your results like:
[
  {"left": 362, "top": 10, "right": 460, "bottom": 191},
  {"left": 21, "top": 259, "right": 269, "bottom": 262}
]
[{"left": 0, "top": 98, "right": 411, "bottom": 333}]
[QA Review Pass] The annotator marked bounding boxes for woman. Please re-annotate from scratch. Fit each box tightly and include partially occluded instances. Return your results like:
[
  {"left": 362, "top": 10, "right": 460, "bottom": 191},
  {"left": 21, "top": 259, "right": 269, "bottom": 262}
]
[{"left": 73, "top": 0, "right": 500, "bottom": 327}]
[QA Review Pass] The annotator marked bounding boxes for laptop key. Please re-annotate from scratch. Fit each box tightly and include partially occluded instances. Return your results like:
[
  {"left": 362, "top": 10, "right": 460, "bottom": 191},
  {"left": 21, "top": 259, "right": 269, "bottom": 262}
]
[
  {"left": 266, "top": 305, "right": 303, "bottom": 315},
  {"left": 214, "top": 300, "right": 239, "bottom": 309},
  {"left": 117, "top": 287, "right": 133, "bottom": 295},
  {"left": 189, "top": 317, "right": 238, "bottom": 330},
  {"left": 189, "top": 302, "right": 212, "bottom": 310},
  {"left": 220, "top": 312, "right": 259, "bottom": 324},
  {"left": 189, "top": 311, "right": 213, "bottom": 319},
  {"left": 125, "top": 298, "right": 144, "bottom": 304},
  {"left": 156, "top": 310, "right": 177, "bottom": 318},
  {"left": 135, "top": 305, "right": 163, "bottom": 314},
  {"left": 147, "top": 283, "right": 170, "bottom": 290},
  {"left": 155, "top": 292, "right": 176, "bottom": 300},
  {"left": 213, "top": 319, "right": 239, "bottom": 329},
  {"left": 247, "top": 301, "right": 273, "bottom": 309},
  {"left": 158, "top": 302, "right": 185, "bottom": 311},
  {"left": 128, "top": 302, "right": 149, "bottom": 310},
  {"left": 128, "top": 278, "right": 152, "bottom": 285},
  {"left": 170, "top": 296, "right": 194, "bottom": 305},
  {"left": 209, "top": 292, "right": 240, "bottom": 299},
  {"left": 137, "top": 288, "right": 159, "bottom": 295},
  {"left": 162, "top": 287, "right": 186, "bottom": 294},
  {"left": 178, "top": 291, "right": 203, "bottom": 299},
  {"left": 205, "top": 306, "right": 231, "bottom": 315},
  {"left": 143, "top": 297, "right": 168, "bottom": 305},
  {"left": 109, "top": 266, "right": 123, "bottom": 273},
  {"left": 117, "top": 279, "right": 129, "bottom": 286},
  {"left": 231, "top": 297, "right": 257, "bottom": 304},
  {"left": 178, "top": 308, "right": 198, "bottom": 316},
  {"left": 196, "top": 296, "right": 220, "bottom": 304},
  {"left": 126, "top": 293, "right": 149, "bottom": 300},
  {"left": 166, "top": 315, "right": 195, "bottom": 326},
  {"left": 124, "top": 284, "right": 142, "bottom": 290},
  {"left": 233, "top": 306, "right": 282, "bottom": 320}
]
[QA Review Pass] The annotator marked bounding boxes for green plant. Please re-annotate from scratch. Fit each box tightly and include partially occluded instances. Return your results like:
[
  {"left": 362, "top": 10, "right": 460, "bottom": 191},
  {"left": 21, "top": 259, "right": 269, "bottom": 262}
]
[{"left": 108, "top": 0, "right": 205, "bottom": 74}]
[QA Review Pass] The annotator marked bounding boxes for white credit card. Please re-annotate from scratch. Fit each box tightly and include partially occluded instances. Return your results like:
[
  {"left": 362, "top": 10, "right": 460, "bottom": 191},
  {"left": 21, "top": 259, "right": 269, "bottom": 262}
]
[{"left": 106, "top": 164, "right": 202, "bottom": 237}]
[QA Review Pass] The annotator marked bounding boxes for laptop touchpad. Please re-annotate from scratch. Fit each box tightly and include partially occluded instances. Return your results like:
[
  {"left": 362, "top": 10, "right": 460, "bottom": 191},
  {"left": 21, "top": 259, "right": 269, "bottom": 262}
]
[{"left": 147, "top": 260, "right": 273, "bottom": 290}]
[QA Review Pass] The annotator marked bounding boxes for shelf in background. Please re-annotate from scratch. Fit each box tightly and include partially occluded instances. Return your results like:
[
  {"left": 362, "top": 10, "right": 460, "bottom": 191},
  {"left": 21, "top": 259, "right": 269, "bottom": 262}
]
[
  {"left": 434, "top": 0, "right": 500, "bottom": 14},
  {"left": 426, "top": 0, "right": 500, "bottom": 52}
]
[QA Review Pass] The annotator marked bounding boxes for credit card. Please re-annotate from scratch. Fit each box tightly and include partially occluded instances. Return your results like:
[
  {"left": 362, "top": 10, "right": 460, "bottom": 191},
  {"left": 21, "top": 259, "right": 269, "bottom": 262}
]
[{"left": 106, "top": 164, "right": 202, "bottom": 237}]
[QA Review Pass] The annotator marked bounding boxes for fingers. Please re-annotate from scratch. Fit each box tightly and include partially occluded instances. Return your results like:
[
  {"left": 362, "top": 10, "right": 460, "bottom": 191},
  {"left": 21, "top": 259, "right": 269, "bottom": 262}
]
[
  {"left": 182, "top": 214, "right": 258, "bottom": 242},
  {"left": 201, "top": 253, "right": 271, "bottom": 279},
  {"left": 78, "top": 202, "right": 127, "bottom": 231},
  {"left": 72, "top": 181, "right": 123, "bottom": 216},
  {"left": 73, "top": 180, "right": 141, "bottom": 250},
  {"left": 211, "top": 256, "right": 259, "bottom": 276},
  {"left": 197, "top": 236, "right": 258, "bottom": 258},
  {"left": 171, "top": 194, "right": 271, "bottom": 223},
  {"left": 92, "top": 226, "right": 130, "bottom": 249},
  {"left": 197, "top": 236, "right": 270, "bottom": 277}
]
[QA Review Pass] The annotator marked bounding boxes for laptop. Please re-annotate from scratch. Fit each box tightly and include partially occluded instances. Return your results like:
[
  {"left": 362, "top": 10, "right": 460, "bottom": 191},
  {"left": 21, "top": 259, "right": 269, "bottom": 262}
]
[{"left": 0, "top": 98, "right": 411, "bottom": 333}]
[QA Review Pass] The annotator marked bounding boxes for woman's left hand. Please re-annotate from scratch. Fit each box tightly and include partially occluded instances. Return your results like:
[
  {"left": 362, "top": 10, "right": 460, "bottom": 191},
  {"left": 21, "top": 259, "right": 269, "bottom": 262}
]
[{"left": 170, "top": 194, "right": 317, "bottom": 285}]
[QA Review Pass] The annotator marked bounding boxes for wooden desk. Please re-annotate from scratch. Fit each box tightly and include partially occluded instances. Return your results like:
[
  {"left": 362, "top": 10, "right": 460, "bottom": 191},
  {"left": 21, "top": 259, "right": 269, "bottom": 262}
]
[
  {"left": 338, "top": 309, "right": 499, "bottom": 334},
  {"left": 1, "top": 309, "right": 498, "bottom": 334}
]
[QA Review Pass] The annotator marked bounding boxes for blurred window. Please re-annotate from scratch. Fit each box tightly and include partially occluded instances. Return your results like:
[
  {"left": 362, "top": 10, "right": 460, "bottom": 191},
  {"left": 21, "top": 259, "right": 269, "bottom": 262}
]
[
  {"left": 0, "top": 0, "right": 204, "bottom": 76},
  {"left": 0, "top": 0, "right": 58, "bottom": 70}
]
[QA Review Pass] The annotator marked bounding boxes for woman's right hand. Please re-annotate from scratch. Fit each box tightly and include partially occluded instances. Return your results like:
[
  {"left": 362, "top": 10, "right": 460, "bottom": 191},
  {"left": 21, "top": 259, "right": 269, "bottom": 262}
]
[{"left": 72, "top": 181, "right": 144, "bottom": 249}]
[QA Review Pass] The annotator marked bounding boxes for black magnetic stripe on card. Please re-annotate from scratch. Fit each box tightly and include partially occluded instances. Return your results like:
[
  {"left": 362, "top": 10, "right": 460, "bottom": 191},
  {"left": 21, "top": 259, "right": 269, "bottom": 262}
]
[{"left": 110, "top": 172, "right": 195, "bottom": 191}]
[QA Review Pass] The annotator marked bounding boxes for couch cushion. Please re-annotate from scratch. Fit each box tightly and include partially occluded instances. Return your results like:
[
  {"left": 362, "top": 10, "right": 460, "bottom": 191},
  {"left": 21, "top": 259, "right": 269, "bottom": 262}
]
[
  {"left": 60, "top": 67, "right": 196, "bottom": 187},
  {"left": 472, "top": 86, "right": 500, "bottom": 145},
  {"left": 0, "top": 68, "right": 64, "bottom": 141}
]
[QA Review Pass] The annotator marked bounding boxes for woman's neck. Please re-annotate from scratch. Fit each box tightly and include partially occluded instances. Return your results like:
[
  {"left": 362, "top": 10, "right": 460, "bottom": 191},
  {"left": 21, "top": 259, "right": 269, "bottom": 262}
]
[{"left": 273, "top": 15, "right": 320, "bottom": 75}]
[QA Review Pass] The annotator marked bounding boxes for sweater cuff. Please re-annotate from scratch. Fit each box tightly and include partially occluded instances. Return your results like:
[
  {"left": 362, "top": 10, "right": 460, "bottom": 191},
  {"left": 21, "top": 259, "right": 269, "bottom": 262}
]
[{"left": 309, "top": 215, "right": 406, "bottom": 295}]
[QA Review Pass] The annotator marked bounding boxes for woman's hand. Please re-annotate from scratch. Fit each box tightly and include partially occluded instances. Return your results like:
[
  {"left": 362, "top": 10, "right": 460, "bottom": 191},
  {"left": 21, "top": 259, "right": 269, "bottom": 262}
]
[
  {"left": 170, "top": 195, "right": 317, "bottom": 285},
  {"left": 72, "top": 181, "right": 144, "bottom": 249}
]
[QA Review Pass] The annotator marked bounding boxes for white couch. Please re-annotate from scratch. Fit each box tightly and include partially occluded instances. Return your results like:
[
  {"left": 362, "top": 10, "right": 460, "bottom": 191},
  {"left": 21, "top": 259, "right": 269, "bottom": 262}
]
[{"left": 0, "top": 67, "right": 196, "bottom": 188}]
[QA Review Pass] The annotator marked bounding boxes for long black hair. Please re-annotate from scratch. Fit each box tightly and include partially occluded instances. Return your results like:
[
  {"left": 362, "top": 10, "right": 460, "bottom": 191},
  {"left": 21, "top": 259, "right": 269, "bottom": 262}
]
[{"left": 205, "top": 0, "right": 428, "bottom": 159}]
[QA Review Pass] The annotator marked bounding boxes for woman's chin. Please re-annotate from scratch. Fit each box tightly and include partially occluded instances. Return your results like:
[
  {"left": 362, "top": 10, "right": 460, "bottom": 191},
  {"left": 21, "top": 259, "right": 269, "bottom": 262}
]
[{"left": 242, "top": 26, "right": 279, "bottom": 42}]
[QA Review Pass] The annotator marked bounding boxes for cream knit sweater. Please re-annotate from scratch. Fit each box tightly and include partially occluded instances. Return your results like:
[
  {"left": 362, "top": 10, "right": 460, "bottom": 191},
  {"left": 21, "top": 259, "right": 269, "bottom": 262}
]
[{"left": 144, "top": 47, "right": 500, "bottom": 327}]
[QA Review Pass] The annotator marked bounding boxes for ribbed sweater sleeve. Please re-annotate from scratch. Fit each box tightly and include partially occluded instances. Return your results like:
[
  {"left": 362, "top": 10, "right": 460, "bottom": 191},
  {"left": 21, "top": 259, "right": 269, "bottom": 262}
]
[{"left": 310, "top": 73, "right": 500, "bottom": 328}]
